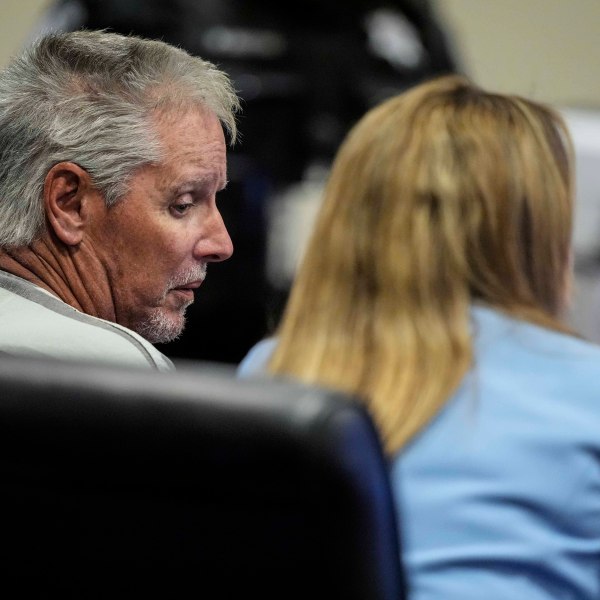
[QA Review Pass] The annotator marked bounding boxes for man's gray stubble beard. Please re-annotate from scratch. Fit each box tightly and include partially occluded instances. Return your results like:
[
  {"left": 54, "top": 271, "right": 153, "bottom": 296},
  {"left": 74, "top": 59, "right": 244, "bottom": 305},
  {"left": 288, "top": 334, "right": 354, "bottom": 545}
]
[{"left": 135, "top": 264, "right": 207, "bottom": 344}]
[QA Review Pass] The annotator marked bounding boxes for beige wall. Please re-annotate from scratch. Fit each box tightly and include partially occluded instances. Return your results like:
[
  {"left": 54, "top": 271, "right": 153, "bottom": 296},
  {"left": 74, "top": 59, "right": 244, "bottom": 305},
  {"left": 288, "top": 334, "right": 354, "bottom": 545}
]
[
  {"left": 434, "top": 0, "right": 600, "bottom": 109},
  {"left": 0, "top": 0, "right": 50, "bottom": 67}
]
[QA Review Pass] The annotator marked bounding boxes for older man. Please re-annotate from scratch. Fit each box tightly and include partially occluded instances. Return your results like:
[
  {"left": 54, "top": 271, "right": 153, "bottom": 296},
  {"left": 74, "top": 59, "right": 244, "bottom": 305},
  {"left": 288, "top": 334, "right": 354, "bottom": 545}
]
[{"left": 0, "top": 30, "right": 239, "bottom": 370}]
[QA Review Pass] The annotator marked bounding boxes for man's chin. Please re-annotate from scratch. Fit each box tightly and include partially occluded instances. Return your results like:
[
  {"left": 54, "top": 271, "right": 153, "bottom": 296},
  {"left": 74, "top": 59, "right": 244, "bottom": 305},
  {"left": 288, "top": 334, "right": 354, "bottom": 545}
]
[{"left": 133, "top": 309, "right": 186, "bottom": 344}]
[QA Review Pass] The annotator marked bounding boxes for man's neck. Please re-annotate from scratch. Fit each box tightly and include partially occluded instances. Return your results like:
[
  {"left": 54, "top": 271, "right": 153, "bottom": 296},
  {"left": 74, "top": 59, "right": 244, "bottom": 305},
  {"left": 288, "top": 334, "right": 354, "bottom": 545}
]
[{"left": 0, "top": 235, "right": 116, "bottom": 322}]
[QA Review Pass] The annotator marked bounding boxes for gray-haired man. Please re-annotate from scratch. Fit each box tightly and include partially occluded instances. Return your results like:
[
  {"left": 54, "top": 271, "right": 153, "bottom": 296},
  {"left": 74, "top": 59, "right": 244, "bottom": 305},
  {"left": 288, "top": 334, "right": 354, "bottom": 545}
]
[{"left": 0, "top": 30, "right": 240, "bottom": 370}]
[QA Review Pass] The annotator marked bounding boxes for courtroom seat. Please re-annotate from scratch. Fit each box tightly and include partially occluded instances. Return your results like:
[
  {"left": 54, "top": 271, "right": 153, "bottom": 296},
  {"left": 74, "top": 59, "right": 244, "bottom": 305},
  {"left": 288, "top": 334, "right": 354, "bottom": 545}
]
[{"left": 0, "top": 354, "right": 405, "bottom": 599}]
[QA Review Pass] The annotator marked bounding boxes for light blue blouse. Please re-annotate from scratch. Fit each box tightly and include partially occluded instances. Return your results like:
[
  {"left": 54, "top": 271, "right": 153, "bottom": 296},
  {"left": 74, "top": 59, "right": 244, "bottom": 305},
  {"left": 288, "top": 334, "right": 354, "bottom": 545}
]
[{"left": 238, "top": 306, "right": 600, "bottom": 599}]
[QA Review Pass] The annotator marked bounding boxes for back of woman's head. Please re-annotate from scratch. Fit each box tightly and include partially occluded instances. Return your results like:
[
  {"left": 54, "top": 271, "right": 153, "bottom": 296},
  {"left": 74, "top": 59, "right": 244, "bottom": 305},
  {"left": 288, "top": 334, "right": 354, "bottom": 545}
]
[
  {"left": 271, "top": 75, "right": 575, "bottom": 451},
  {"left": 315, "top": 74, "right": 573, "bottom": 320}
]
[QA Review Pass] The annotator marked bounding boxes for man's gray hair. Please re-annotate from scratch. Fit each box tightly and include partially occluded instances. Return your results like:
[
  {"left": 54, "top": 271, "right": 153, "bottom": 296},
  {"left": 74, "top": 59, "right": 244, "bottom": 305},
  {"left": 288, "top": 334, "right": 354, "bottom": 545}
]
[{"left": 0, "top": 29, "right": 241, "bottom": 247}]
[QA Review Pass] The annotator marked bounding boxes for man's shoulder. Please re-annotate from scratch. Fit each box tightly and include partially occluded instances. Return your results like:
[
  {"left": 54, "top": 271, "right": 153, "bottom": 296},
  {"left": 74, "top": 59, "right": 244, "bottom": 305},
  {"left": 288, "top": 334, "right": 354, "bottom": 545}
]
[{"left": 0, "top": 272, "right": 174, "bottom": 371}]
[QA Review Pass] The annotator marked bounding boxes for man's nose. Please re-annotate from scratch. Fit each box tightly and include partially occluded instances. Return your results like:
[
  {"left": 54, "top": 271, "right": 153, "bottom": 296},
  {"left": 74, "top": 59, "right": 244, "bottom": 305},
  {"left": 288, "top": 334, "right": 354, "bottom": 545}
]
[{"left": 194, "top": 209, "right": 234, "bottom": 262}]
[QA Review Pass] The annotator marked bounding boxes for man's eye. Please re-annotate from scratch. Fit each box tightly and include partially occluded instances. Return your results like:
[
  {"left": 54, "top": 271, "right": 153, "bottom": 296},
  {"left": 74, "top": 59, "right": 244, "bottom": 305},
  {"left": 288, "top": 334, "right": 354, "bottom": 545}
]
[{"left": 171, "top": 203, "right": 193, "bottom": 216}]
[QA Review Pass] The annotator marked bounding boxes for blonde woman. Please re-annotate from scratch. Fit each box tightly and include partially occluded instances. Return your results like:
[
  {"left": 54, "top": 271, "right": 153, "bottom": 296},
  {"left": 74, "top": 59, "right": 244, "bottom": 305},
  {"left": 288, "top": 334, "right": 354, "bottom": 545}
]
[{"left": 239, "top": 75, "right": 600, "bottom": 599}]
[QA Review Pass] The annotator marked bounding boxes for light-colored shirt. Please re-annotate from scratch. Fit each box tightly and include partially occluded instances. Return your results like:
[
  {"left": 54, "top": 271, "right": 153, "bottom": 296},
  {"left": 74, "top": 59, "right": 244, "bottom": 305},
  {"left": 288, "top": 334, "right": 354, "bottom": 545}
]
[{"left": 0, "top": 270, "right": 174, "bottom": 371}]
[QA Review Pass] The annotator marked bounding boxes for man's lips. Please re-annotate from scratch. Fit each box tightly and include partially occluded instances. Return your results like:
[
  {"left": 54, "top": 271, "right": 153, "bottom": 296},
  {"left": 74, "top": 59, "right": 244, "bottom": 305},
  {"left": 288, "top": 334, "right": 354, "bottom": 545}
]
[
  {"left": 170, "top": 280, "right": 203, "bottom": 301},
  {"left": 174, "top": 280, "right": 203, "bottom": 291}
]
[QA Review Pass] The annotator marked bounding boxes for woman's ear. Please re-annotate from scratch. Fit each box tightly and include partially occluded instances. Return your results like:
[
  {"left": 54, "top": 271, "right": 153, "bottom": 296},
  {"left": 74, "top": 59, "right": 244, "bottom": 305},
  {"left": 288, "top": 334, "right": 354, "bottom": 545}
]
[{"left": 44, "top": 162, "right": 96, "bottom": 246}]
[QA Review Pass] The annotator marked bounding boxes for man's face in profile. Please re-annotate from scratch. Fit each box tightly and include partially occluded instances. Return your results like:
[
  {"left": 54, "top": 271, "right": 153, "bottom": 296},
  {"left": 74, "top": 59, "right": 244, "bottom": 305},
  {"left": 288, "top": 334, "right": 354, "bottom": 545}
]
[{"left": 85, "top": 107, "right": 233, "bottom": 343}]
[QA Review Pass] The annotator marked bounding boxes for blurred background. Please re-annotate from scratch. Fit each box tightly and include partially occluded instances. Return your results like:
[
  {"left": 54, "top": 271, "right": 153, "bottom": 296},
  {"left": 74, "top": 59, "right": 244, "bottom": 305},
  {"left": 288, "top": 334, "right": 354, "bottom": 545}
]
[{"left": 2, "top": 0, "right": 600, "bottom": 365}]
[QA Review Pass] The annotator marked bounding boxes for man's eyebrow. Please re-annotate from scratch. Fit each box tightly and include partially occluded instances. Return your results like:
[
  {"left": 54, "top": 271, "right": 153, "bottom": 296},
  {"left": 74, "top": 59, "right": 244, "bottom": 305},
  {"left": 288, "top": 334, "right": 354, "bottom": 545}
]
[{"left": 170, "top": 176, "right": 228, "bottom": 195}]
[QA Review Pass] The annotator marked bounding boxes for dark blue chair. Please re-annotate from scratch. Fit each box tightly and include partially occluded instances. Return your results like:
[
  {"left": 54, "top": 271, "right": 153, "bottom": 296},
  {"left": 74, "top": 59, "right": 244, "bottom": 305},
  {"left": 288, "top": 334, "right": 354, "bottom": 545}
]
[{"left": 0, "top": 354, "right": 404, "bottom": 599}]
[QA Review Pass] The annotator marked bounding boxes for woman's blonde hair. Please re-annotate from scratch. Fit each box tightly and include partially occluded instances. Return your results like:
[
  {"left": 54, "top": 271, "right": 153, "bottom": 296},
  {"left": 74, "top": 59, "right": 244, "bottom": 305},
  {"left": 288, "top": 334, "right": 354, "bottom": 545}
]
[{"left": 269, "top": 75, "right": 575, "bottom": 454}]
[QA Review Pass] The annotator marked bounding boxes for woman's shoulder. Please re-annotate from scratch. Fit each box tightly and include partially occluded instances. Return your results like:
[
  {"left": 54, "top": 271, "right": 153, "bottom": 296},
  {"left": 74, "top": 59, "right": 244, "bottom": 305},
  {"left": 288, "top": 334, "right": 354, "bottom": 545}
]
[
  {"left": 472, "top": 305, "right": 600, "bottom": 365},
  {"left": 468, "top": 305, "right": 600, "bottom": 425},
  {"left": 237, "top": 337, "right": 277, "bottom": 377}
]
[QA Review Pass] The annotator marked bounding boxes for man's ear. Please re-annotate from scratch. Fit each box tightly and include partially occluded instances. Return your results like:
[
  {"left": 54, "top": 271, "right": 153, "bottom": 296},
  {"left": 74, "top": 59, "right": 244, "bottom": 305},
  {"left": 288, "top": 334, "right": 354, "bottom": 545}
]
[{"left": 44, "top": 162, "right": 98, "bottom": 246}]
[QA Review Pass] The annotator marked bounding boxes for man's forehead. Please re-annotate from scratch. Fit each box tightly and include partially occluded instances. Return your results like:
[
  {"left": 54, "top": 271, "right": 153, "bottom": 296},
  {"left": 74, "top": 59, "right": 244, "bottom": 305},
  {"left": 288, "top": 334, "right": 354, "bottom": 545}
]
[
  {"left": 150, "top": 105, "right": 226, "bottom": 164},
  {"left": 150, "top": 103, "right": 221, "bottom": 130}
]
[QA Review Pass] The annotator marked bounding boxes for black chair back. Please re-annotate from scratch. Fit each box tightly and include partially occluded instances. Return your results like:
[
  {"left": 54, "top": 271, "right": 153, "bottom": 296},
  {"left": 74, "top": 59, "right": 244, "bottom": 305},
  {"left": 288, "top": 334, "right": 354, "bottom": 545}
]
[{"left": 0, "top": 355, "right": 404, "bottom": 599}]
